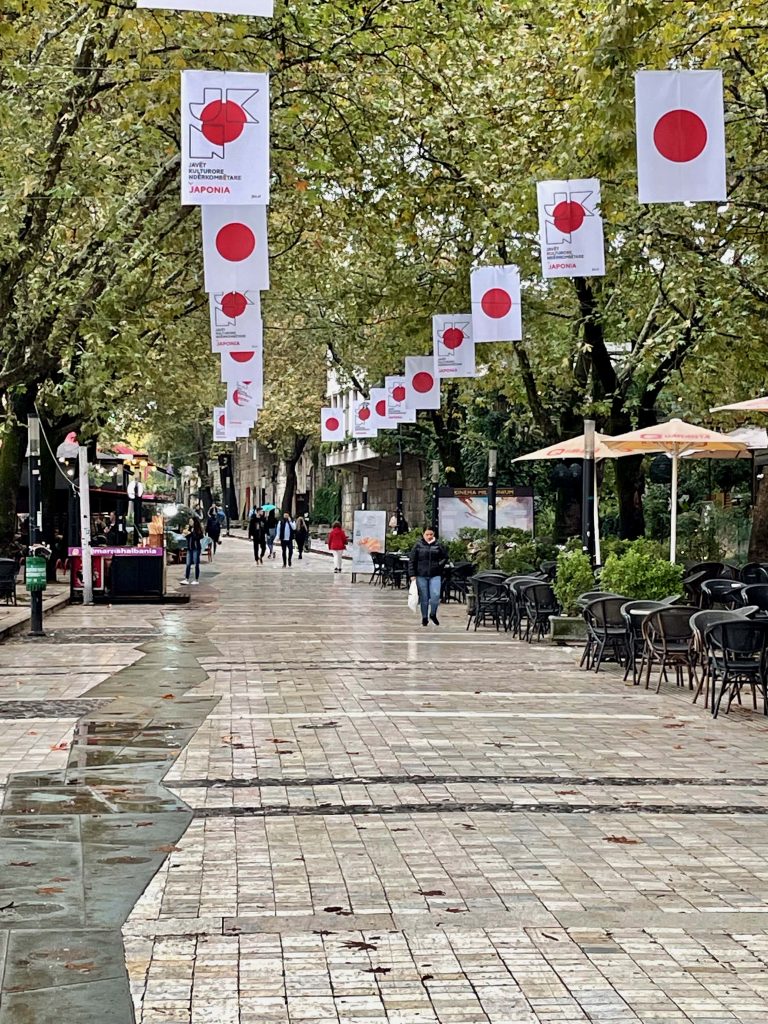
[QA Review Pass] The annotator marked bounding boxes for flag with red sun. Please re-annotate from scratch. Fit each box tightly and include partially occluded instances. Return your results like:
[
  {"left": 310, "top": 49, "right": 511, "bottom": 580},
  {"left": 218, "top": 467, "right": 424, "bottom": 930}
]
[
  {"left": 370, "top": 388, "right": 395, "bottom": 430},
  {"left": 321, "top": 407, "right": 345, "bottom": 442},
  {"left": 140, "top": 0, "right": 272, "bottom": 15},
  {"left": 352, "top": 400, "right": 378, "bottom": 439},
  {"left": 536, "top": 180, "right": 605, "bottom": 279},
  {"left": 220, "top": 347, "right": 262, "bottom": 384},
  {"left": 226, "top": 380, "right": 260, "bottom": 422},
  {"left": 202, "top": 205, "right": 269, "bottom": 292},
  {"left": 433, "top": 315, "right": 476, "bottom": 378},
  {"left": 635, "top": 70, "right": 726, "bottom": 204},
  {"left": 210, "top": 290, "right": 263, "bottom": 351},
  {"left": 404, "top": 355, "right": 440, "bottom": 411},
  {"left": 213, "top": 406, "right": 231, "bottom": 442},
  {"left": 470, "top": 266, "right": 522, "bottom": 342},
  {"left": 385, "top": 376, "right": 416, "bottom": 423},
  {"left": 181, "top": 70, "right": 269, "bottom": 205}
]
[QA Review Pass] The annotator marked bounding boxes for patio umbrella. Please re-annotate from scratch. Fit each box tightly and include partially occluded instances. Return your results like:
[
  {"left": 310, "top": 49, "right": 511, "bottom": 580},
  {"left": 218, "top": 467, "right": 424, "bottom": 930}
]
[
  {"left": 711, "top": 396, "right": 768, "bottom": 413},
  {"left": 514, "top": 432, "right": 631, "bottom": 564},
  {"left": 261, "top": 503, "right": 277, "bottom": 511},
  {"left": 603, "top": 419, "right": 746, "bottom": 562}
]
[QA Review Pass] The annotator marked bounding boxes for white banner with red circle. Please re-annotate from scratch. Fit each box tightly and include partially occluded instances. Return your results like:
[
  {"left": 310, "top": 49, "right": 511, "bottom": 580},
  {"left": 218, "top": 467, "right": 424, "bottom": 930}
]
[
  {"left": 141, "top": 0, "right": 272, "bottom": 14},
  {"left": 321, "top": 408, "right": 345, "bottom": 442},
  {"left": 385, "top": 376, "right": 416, "bottom": 423},
  {"left": 220, "top": 347, "right": 262, "bottom": 383},
  {"left": 352, "top": 399, "right": 378, "bottom": 439},
  {"left": 635, "top": 70, "right": 726, "bottom": 204},
  {"left": 536, "top": 180, "right": 605, "bottom": 279},
  {"left": 202, "top": 205, "right": 269, "bottom": 292},
  {"left": 213, "top": 406, "right": 230, "bottom": 442},
  {"left": 370, "top": 388, "right": 396, "bottom": 430},
  {"left": 404, "top": 355, "right": 441, "bottom": 411},
  {"left": 470, "top": 265, "right": 522, "bottom": 342},
  {"left": 226, "top": 380, "right": 261, "bottom": 422},
  {"left": 209, "top": 289, "right": 263, "bottom": 351},
  {"left": 433, "top": 314, "right": 476, "bottom": 378},
  {"left": 181, "top": 70, "right": 269, "bottom": 205}
]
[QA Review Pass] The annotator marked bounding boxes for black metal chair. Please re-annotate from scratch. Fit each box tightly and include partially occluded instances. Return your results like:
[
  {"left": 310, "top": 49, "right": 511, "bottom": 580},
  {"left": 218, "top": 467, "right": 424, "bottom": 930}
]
[
  {"left": 740, "top": 584, "right": 768, "bottom": 614},
  {"left": 539, "top": 560, "right": 557, "bottom": 582},
  {"left": 700, "top": 579, "right": 746, "bottom": 610},
  {"left": 369, "top": 551, "right": 386, "bottom": 586},
  {"left": 506, "top": 575, "right": 544, "bottom": 637},
  {"left": 642, "top": 606, "right": 698, "bottom": 693},
  {"left": 582, "top": 597, "right": 629, "bottom": 672},
  {"left": 686, "top": 561, "right": 726, "bottom": 578},
  {"left": 442, "top": 561, "right": 476, "bottom": 604},
  {"left": 0, "top": 558, "right": 17, "bottom": 606},
  {"left": 383, "top": 552, "right": 407, "bottom": 589},
  {"left": 740, "top": 563, "right": 768, "bottom": 585},
  {"left": 706, "top": 619, "right": 768, "bottom": 719},
  {"left": 576, "top": 590, "right": 624, "bottom": 612},
  {"left": 521, "top": 582, "right": 558, "bottom": 642},
  {"left": 621, "top": 601, "right": 666, "bottom": 684},
  {"left": 689, "top": 610, "right": 742, "bottom": 709},
  {"left": 467, "top": 578, "right": 508, "bottom": 631}
]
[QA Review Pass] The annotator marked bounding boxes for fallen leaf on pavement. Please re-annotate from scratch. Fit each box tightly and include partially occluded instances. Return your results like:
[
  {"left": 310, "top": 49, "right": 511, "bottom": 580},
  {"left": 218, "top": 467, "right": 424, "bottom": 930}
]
[
  {"left": 604, "top": 836, "right": 641, "bottom": 845},
  {"left": 50, "top": 743, "right": 68, "bottom": 751},
  {"left": 416, "top": 890, "right": 445, "bottom": 897},
  {"left": 36, "top": 886, "right": 64, "bottom": 895},
  {"left": 152, "top": 844, "right": 181, "bottom": 853},
  {"left": 64, "top": 961, "right": 95, "bottom": 972},
  {"left": 343, "top": 940, "right": 377, "bottom": 951},
  {"left": 161, "top": 694, "right": 176, "bottom": 700}
]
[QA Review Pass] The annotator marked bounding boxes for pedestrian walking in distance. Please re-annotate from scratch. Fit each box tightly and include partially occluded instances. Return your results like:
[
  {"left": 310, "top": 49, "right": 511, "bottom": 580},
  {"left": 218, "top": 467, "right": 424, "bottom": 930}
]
[
  {"left": 205, "top": 506, "right": 221, "bottom": 558},
  {"left": 266, "top": 508, "right": 277, "bottom": 559},
  {"left": 276, "top": 512, "right": 296, "bottom": 567},
  {"left": 409, "top": 527, "right": 448, "bottom": 626},
  {"left": 295, "top": 516, "right": 309, "bottom": 560},
  {"left": 248, "top": 508, "right": 267, "bottom": 564},
  {"left": 327, "top": 521, "right": 348, "bottom": 574},
  {"left": 181, "top": 516, "right": 204, "bottom": 586}
]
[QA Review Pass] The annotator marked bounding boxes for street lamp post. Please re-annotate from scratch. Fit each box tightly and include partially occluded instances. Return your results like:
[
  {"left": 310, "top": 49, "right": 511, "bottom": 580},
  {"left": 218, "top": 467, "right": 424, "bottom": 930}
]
[
  {"left": 261, "top": 475, "right": 267, "bottom": 507},
  {"left": 431, "top": 460, "right": 440, "bottom": 535},
  {"left": 362, "top": 475, "right": 369, "bottom": 511},
  {"left": 582, "top": 419, "right": 595, "bottom": 561},
  {"left": 26, "top": 415, "right": 44, "bottom": 635},
  {"left": 487, "top": 448, "right": 498, "bottom": 569},
  {"left": 396, "top": 468, "right": 404, "bottom": 530}
]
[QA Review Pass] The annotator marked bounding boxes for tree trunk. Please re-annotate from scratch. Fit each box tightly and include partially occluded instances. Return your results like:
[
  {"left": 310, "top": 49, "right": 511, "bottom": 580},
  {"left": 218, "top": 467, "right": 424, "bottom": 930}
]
[
  {"left": 280, "top": 435, "right": 308, "bottom": 514},
  {"left": 193, "top": 421, "right": 213, "bottom": 512},
  {"left": 553, "top": 471, "right": 582, "bottom": 543},
  {"left": 614, "top": 454, "right": 646, "bottom": 539},
  {"left": 749, "top": 474, "right": 768, "bottom": 560},
  {"left": 0, "top": 391, "right": 36, "bottom": 555}
]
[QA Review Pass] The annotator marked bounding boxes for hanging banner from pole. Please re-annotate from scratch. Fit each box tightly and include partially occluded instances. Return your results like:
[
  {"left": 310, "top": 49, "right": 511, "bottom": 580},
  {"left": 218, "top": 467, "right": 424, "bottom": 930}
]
[
  {"left": 370, "top": 388, "right": 395, "bottom": 430},
  {"left": 470, "top": 265, "right": 522, "bottom": 342},
  {"left": 536, "top": 180, "right": 606, "bottom": 278},
  {"left": 202, "top": 205, "right": 269, "bottom": 291},
  {"left": 433, "top": 314, "right": 475, "bottom": 378},
  {"left": 226, "top": 380, "right": 261, "bottom": 421},
  {"left": 351, "top": 509, "right": 386, "bottom": 576},
  {"left": 210, "top": 290, "right": 263, "bottom": 350},
  {"left": 140, "top": 0, "right": 272, "bottom": 14},
  {"left": 385, "top": 376, "right": 415, "bottom": 423},
  {"left": 320, "top": 408, "right": 345, "bottom": 442},
  {"left": 181, "top": 70, "right": 269, "bottom": 205},
  {"left": 220, "top": 347, "right": 262, "bottom": 383},
  {"left": 352, "top": 399, "right": 378, "bottom": 439},
  {"left": 635, "top": 70, "right": 726, "bottom": 204},
  {"left": 213, "top": 407, "right": 230, "bottom": 442},
  {"left": 404, "top": 355, "right": 440, "bottom": 411}
]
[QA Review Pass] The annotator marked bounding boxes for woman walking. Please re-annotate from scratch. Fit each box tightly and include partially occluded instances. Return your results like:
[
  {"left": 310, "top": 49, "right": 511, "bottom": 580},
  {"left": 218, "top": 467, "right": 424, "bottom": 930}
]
[
  {"left": 327, "top": 521, "right": 348, "bottom": 574},
  {"left": 266, "top": 508, "right": 277, "bottom": 559},
  {"left": 408, "top": 527, "right": 448, "bottom": 626},
  {"left": 181, "top": 516, "right": 204, "bottom": 586},
  {"left": 205, "top": 507, "right": 221, "bottom": 559},
  {"left": 295, "top": 516, "right": 309, "bottom": 560}
]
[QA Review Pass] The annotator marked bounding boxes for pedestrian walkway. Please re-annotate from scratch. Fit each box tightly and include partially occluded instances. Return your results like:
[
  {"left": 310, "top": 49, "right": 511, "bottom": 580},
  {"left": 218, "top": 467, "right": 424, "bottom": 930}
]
[{"left": 2, "top": 544, "right": 768, "bottom": 1022}]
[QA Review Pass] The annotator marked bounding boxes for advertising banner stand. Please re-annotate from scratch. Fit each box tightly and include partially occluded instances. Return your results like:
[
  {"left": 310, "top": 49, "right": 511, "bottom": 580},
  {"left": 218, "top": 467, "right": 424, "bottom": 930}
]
[{"left": 351, "top": 509, "right": 386, "bottom": 583}]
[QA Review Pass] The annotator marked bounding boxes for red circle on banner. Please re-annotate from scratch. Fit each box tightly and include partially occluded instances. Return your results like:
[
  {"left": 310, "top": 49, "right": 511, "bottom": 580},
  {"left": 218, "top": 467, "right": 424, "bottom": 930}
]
[
  {"left": 221, "top": 292, "right": 248, "bottom": 318},
  {"left": 358, "top": 406, "right": 371, "bottom": 421},
  {"left": 443, "top": 327, "right": 464, "bottom": 349},
  {"left": 234, "top": 389, "right": 248, "bottom": 407},
  {"left": 200, "top": 100, "right": 247, "bottom": 146},
  {"left": 552, "top": 200, "right": 585, "bottom": 234},
  {"left": 216, "top": 223, "right": 255, "bottom": 262},
  {"left": 392, "top": 385, "right": 406, "bottom": 402},
  {"left": 653, "top": 109, "right": 707, "bottom": 162},
  {"left": 413, "top": 371, "right": 434, "bottom": 394},
  {"left": 218, "top": 414, "right": 226, "bottom": 426},
  {"left": 481, "top": 288, "right": 512, "bottom": 318},
  {"left": 375, "top": 399, "right": 386, "bottom": 416},
  {"left": 325, "top": 416, "right": 340, "bottom": 432},
  {"left": 230, "top": 350, "right": 255, "bottom": 363}
]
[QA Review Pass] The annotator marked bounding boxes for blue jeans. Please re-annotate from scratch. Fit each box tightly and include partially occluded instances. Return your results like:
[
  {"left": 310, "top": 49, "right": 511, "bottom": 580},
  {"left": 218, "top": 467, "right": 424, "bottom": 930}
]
[
  {"left": 416, "top": 575, "right": 441, "bottom": 618},
  {"left": 185, "top": 546, "right": 200, "bottom": 580}
]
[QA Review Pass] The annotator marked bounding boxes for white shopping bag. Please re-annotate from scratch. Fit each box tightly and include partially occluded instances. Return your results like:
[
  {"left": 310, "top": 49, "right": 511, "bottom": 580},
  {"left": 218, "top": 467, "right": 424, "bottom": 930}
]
[{"left": 407, "top": 579, "right": 419, "bottom": 613}]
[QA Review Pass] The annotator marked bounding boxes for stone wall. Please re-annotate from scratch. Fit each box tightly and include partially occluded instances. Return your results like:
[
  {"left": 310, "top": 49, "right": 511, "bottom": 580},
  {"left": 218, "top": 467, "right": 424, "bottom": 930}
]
[
  {"left": 338, "top": 455, "right": 426, "bottom": 532},
  {"left": 231, "top": 439, "right": 318, "bottom": 519}
]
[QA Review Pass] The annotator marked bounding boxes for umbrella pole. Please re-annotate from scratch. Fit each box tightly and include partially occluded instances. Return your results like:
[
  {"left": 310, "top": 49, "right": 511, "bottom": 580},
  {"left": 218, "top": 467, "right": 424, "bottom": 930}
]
[
  {"left": 593, "top": 460, "right": 602, "bottom": 566},
  {"left": 670, "top": 451, "right": 678, "bottom": 563}
]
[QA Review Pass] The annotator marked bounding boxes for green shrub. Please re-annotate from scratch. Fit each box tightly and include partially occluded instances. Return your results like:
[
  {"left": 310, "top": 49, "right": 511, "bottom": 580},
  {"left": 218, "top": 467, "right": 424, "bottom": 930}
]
[
  {"left": 553, "top": 549, "right": 595, "bottom": 617},
  {"left": 311, "top": 482, "right": 341, "bottom": 525},
  {"left": 386, "top": 528, "right": 423, "bottom": 553},
  {"left": 600, "top": 543, "right": 683, "bottom": 601}
]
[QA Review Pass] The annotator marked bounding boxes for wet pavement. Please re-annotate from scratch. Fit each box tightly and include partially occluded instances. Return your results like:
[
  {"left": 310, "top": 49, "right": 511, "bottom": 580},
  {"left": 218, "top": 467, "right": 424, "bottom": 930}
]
[{"left": 2, "top": 545, "right": 768, "bottom": 1022}]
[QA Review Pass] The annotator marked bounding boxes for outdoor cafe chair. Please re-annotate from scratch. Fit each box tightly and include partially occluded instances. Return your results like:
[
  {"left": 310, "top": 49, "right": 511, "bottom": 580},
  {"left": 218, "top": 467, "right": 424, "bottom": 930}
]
[
  {"left": 689, "top": 609, "right": 743, "bottom": 709},
  {"left": 369, "top": 551, "right": 386, "bottom": 586},
  {"left": 620, "top": 600, "right": 666, "bottom": 684},
  {"left": 539, "top": 560, "right": 557, "bottom": 582},
  {"left": 700, "top": 579, "right": 746, "bottom": 610},
  {"left": 740, "top": 563, "right": 768, "bottom": 585},
  {"left": 740, "top": 584, "right": 768, "bottom": 614},
  {"left": 521, "top": 582, "right": 558, "bottom": 642},
  {"left": 443, "top": 561, "right": 476, "bottom": 604},
  {"left": 467, "top": 577, "right": 508, "bottom": 632},
  {"left": 507, "top": 575, "right": 544, "bottom": 638},
  {"left": 0, "top": 558, "right": 17, "bottom": 606},
  {"left": 706, "top": 618, "right": 768, "bottom": 719},
  {"left": 641, "top": 606, "right": 698, "bottom": 693},
  {"left": 576, "top": 590, "right": 623, "bottom": 612},
  {"left": 686, "top": 561, "right": 726, "bottom": 578},
  {"left": 383, "top": 552, "right": 407, "bottom": 589},
  {"left": 583, "top": 596, "right": 629, "bottom": 672}
]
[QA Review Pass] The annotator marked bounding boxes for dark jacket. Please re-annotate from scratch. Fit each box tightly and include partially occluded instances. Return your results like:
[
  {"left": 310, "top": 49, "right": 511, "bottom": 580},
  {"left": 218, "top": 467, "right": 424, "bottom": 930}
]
[
  {"left": 206, "top": 514, "right": 221, "bottom": 539},
  {"left": 248, "top": 514, "right": 266, "bottom": 542},
  {"left": 276, "top": 518, "right": 295, "bottom": 542},
  {"left": 409, "top": 538, "right": 448, "bottom": 579}
]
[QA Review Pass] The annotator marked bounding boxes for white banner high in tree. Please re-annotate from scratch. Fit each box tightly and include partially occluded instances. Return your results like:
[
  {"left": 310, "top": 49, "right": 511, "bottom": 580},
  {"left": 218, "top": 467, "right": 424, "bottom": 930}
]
[
  {"left": 635, "top": 70, "right": 726, "bottom": 204},
  {"left": 385, "top": 376, "right": 416, "bottom": 423},
  {"left": 202, "top": 205, "right": 269, "bottom": 292},
  {"left": 352, "top": 400, "right": 378, "bottom": 439},
  {"left": 226, "top": 379, "right": 261, "bottom": 422},
  {"left": 369, "top": 388, "right": 395, "bottom": 430},
  {"left": 210, "top": 290, "right": 262, "bottom": 350},
  {"left": 213, "top": 407, "right": 230, "bottom": 442},
  {"left": 404, "top": 355, "right": 441, "bottom": 411},
  {"left": 181, "top": 71, "right": 270, "bottom": 204},
  {"left": 536, "top": 179, "right": 605, "bottom": 278},
  {"left": 433, "top": 315, "right": 476, "bottom": 378},
  {"left": 470, "top": 265, "right": 522, "bottom": 342},
  {"left": 140, "top": 0, "right": 272, "bottom": 13},
  {"left": 220, "top": 348, "right": 262, "bottom": 383},
  {"left": 320, "top": 408, "right": 345, "bottom": 443}
]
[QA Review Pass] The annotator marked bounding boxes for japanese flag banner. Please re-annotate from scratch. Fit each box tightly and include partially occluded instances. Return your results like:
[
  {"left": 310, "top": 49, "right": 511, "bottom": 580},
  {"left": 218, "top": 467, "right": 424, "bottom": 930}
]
[
  {"left": 181, "top": 71, "right": 269, "bottom": 205},
  {"left": 321, "top": 408, "right": 345, "bottom": 442},
  {"left": 370, "top": 388, "right": 395, "bottom": 430},
  {"left": 635, "top": 70, "right": 726, "bottom": 204},
  {"left": 536, "top": 180, "right": 605, "bottom": 278},
  {"left": 470, "top": 265, "right": 522, "bottom": 342},
  {"left": 210, "top": 290, "right": 262, "bottom": 351},
  {"left": 226, "top": 380, "right": 261, "bottom": 422},
  {"left": 352, "top": 400, "right": 378, "bottom": 439},
  {"left": 220, "top": 347, "right": 262, "bottom": 384},
  {"left": 213, "top": 407, "right": 230, "bottom": 442},
  {"left": 202, "top": 205, "right": 269, "bottom": 292},
  {"left": 404, "top": 355, "right": 440, "bottom": 411},
  {"left": 385, "top": 376, "right": 416, "bottom": 423},
  {"left": 140, "top": 0, "right": 272, "bottom": 14},
  {"left": 433, "top": 315, "right": 476, "bottom": 378}
]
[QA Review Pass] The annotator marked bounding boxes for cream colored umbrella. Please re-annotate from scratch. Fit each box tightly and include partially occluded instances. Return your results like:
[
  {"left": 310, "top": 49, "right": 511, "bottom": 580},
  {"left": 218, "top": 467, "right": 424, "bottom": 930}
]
[
  {"left": 603, "top": 419, "right": 747, "bottom": 562},
  {"left": 711, "top": 396, "right": 768, "bottom": 413}
]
